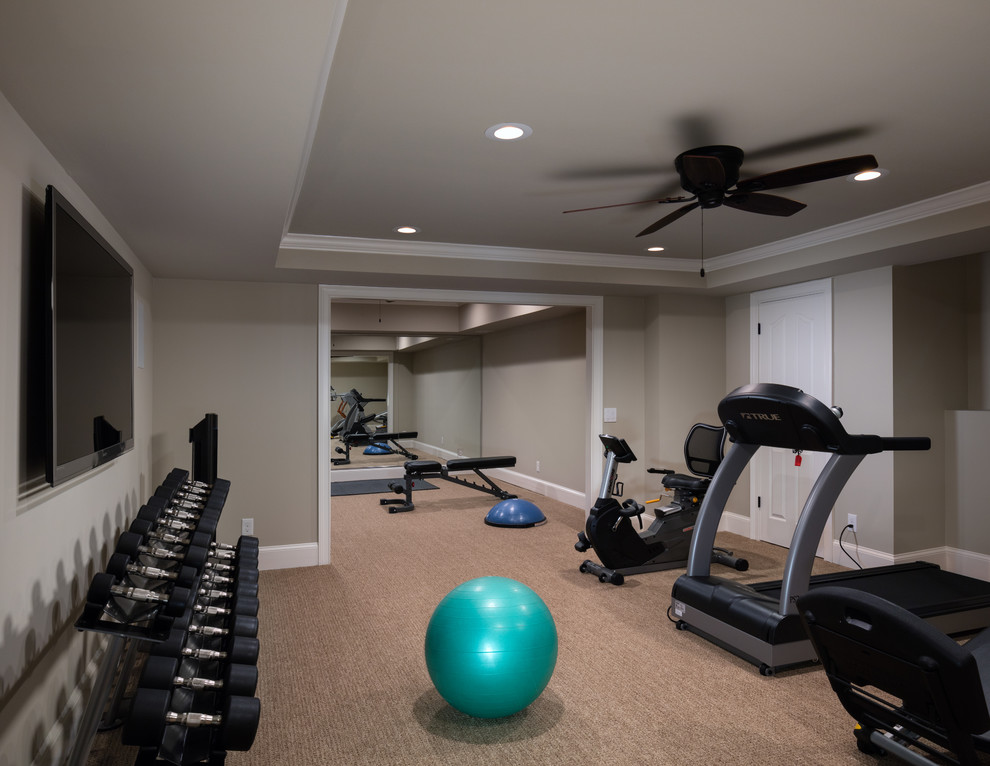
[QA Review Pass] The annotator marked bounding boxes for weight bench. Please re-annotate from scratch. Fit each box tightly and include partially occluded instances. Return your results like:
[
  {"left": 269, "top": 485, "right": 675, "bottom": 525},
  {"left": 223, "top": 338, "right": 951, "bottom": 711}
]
[
  {"left": 380, "top": 456, "right": 517, "bottom": 513},
  {"left": 332, "top": 431, "right": 418, "bottom": 466}
]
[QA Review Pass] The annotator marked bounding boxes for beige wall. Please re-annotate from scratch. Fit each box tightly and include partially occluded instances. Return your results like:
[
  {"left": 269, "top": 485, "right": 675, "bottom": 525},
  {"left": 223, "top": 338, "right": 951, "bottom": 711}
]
[
  {"left": 330, "top": 359, "right": 388, "bottom": 427},
  {"left": 946, "top": 410, "right": 990, "bottom": 552},
  {"left": 392, "top": 352, "right": 414, "bottom": 432},
  {"left": 0, "top": 93, "right": 154, "bottom": 765},
  {"left": 482, "top": 311, "right": 587, "bottom": 490},
  {"left": 641, "top": 293, "right": 726, "bottom": 502},
  {"left": 722, "top": 292, "right": 752, "bottom": 520},
  {"left": 409, "top": 337, "right": 482, "bottom": 457},
  {"left": 966, "top": 252, "right": 990, "bottom": 409},
  {"left": 892, "top": 258, "right": 969, "bottom": 553},
  {"left": 152, "top": 279, "right": 319, "bottom": 547},
  {"left": 832, "top": 268, "right": 896, "bottom": 551},
  {"left": 604, "top": 296, "right": 647, "bottom": 499}
]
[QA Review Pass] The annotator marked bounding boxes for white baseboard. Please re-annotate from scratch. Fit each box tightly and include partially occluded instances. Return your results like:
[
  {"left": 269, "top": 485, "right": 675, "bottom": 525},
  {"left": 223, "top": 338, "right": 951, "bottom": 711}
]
[
  {"left": 717, "top": 511, "right": 750, "bottom": 537},
  {"left": 259, "top": 542, "right": 319, "bottom": 571},
  {"left": 944, "top": 548, "right": 990, "bottom": 580},
  {"left": 830, "top": 540, "right": 990, "bottom": 581},
  {"left": 488, "top": 466, "right": 586, "bottom": 509}
]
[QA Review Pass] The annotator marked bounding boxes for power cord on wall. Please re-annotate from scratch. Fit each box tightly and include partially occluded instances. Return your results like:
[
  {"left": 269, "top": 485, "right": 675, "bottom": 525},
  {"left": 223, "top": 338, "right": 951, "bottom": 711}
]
[{"left": 839, "top": 523, "right": 863, "bottom": 569}]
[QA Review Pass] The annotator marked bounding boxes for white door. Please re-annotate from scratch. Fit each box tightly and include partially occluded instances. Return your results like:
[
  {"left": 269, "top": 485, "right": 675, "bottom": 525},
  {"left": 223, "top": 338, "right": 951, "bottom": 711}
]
[{"left": 750, "top": 280, "right": 832, "bottom": 553}]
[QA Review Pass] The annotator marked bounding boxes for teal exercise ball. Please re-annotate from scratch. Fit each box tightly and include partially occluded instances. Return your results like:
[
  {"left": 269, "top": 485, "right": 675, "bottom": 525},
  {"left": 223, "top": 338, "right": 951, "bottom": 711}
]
[{"left": 424, "top": 576, "right": 558, "bottom": 719}]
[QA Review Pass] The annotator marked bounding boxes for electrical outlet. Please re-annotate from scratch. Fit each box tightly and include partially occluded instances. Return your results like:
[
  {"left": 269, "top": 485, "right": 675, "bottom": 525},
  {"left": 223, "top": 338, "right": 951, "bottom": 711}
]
[
  {"left": 242, "top": 518, "right": 254, "bottom": 536},
  {"left": 536, "top": 460, "right": 541, "bottom": 473},
  {"left": 847, "top": 513, "right": 857, "bottom": 533}
]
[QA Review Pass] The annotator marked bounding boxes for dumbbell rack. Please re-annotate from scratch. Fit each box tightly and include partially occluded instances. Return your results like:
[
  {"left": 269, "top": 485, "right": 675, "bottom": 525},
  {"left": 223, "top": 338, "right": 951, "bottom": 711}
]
[{"left": 67, "top": 467, "right": 261, "bottom": 766}]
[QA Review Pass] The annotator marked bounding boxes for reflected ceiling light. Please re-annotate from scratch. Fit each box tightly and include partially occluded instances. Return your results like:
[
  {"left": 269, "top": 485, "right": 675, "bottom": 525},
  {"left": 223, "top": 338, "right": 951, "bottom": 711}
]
[
  {"left": 647, "top": 246, "right": 665, "bottom": 252},
  {"left": 395, "top": 226, "right": 419, "bottom": 234},
  {"left": 485, "top": 123, "right": 533, "bottom": 141}
]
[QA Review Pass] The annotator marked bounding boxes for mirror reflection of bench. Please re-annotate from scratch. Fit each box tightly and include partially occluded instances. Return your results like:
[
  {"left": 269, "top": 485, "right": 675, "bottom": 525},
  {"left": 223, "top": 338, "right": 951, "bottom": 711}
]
[
  {"left": 332, "top": 431, "right": 419, "bottom": 466},
  {"left": 380, "top": 456, "right": 517, "bottom": 513}
]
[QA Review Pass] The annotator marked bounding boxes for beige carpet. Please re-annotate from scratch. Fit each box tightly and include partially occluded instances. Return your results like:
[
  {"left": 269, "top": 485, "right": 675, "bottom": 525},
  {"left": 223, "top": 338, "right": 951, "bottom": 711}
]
[{"left": 89, "top": 479, "right": 880, "bottom": 766}]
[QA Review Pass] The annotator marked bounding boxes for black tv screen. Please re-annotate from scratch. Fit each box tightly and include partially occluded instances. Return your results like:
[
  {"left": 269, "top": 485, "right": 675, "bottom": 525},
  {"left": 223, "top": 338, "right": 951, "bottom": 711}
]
[{"left": 45, "top": 185, "right": 134, "bottom": 486}]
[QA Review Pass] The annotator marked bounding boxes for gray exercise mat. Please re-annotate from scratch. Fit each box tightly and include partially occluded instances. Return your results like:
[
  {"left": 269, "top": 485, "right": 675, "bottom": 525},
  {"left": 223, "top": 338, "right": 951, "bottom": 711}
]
[{"left": 330, "top": 478, "right": 438, "bottom": 497}]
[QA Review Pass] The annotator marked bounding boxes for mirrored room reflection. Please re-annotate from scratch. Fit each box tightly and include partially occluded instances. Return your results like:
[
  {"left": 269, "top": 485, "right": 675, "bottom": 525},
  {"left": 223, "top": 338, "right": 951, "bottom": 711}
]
[{"left": 329, "top": 299, "right": 567, "bottom": 469}]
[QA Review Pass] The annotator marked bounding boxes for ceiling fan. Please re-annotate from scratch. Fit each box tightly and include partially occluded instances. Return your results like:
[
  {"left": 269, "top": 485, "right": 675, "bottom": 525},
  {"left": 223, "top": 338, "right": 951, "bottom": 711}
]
[{"left": 563, "top": 145, "right": 878, "bottom": 237}]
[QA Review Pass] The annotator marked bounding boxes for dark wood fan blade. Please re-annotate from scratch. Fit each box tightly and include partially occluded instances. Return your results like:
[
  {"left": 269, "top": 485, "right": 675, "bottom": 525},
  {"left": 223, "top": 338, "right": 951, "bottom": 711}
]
[
  {"left": 744, "top": 128, "right": 871, "bottom": 163},
  {"left": 635, "top": 201, "right": 700, "bottom": 237},
  {"left": 723, "top": 192, "right": 807, "bottom": 217},
  {"left": 735, "top": 155, "right": 877, "bottom": 192},
  {"left": 562, "top": 196, "right": 692, "bottom": 214},
  {"left": 681, "top": 155, "right": 726, "bottom": 189}
]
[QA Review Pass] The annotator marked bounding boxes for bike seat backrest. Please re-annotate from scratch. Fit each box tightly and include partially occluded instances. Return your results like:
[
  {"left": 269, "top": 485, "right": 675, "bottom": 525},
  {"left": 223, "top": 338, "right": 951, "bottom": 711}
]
[
  {"left": 683, "top": 423, "right": 726, "bottom": 478},
  {"left": 798, "top": 587, "right": 990, "bottom": 742}
]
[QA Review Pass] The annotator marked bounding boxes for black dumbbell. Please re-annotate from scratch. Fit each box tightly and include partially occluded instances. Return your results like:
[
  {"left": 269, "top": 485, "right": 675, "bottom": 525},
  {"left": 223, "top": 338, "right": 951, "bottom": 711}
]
[
  {"left": 161, "top": 611, "right": 259, "bottom": 643},
  {"left": 169, "top": 544, "right": 258, "bottom": 584},
  {"left": 139, "top": 655, "right": 258, "bottom": 697},
  {"left": 186, "top": 612, "right": 259, "bottom": 639},
  {"left": 106, "top": 552, "right": 201, "bottom": 590},
  {"left": 123, "top": 688, "right": 260, "bottom": 751},
  {"left": 181, "top": 532, "right": 258, "bottom": 562},
  {"left": 106, "top": 550, "right": 254, "bottom": 596},
  {"left": 114, "top": 533, "right": 213, "bottom": 575},
  {"left": 150, "top": 627, "right": 260, "bottom": 665},
  {"left": 131, "top": 511, "right": 221, "bottom": 540},
  {"left": 193, "top": 582, "right": 259, "bottom": 613},
  {"left": 86, "top": 572, "right": 190, "bottom": 618}
]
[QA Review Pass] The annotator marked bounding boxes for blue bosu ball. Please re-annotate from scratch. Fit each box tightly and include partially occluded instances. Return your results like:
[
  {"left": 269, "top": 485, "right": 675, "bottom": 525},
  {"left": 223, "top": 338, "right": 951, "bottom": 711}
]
[
  {"left": 363, "top": 443, "right": 390, "bottom": 454},
  {"left": 484, "top": 498, "right": 547, "bottom": 528},
  {"left": 424, "top": 576, "right": 558, "bottom": 718}
]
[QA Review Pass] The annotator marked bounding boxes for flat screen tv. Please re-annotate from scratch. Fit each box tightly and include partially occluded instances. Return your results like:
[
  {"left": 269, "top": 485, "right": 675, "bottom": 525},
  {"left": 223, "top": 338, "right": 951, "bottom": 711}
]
[{"left": 44, "top": 185, "right": 134, "bottom": 486}]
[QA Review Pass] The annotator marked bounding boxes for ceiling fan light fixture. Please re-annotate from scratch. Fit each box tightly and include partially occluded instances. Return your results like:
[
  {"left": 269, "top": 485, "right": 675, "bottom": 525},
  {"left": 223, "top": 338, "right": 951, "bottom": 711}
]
[
  {"left": 395, "top": 226, "right": 419, "bottom": 234},
  {"left": 485, "top": 123, "right": 532, "bottom": 141}
]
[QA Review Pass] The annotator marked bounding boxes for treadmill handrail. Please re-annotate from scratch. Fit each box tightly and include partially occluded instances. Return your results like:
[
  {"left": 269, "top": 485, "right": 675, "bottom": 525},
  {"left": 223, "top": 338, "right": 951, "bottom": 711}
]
[
  {"left": 685, "top": 441, "right": 758, "bottom": 578},
  {"left": 778, "top": 452, "right": 866, "bottom": 615},
  {"left": 880, "top": 436, "right": 931, "bottom": 451}
]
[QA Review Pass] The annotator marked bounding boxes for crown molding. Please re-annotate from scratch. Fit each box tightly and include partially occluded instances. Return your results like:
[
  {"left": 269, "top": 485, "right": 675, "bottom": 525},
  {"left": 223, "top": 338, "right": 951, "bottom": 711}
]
[
  {"left": 282, "top": 180, "right": 990, "bottom": 275},
  {"left": 706, "top": 179, "right": 990, "bottom": 271},
  {"left": 279, "top": 233, "right": 699, "bottom": 271}
]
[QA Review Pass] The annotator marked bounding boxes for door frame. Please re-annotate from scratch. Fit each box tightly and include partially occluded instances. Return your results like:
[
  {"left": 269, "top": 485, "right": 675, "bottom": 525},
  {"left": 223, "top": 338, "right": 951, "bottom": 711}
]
[
  {"left": 748, "top": 278, "right": 834, "bottom": 559},
  {"left": 317, "top": 285, "right": 604, "bottom": 565}
]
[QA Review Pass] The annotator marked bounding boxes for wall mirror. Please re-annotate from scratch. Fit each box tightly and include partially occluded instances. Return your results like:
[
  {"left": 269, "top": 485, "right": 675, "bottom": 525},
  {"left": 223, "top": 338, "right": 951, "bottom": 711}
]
[{"left": 329, "top": 298, "right": 564, "bottom": 469}]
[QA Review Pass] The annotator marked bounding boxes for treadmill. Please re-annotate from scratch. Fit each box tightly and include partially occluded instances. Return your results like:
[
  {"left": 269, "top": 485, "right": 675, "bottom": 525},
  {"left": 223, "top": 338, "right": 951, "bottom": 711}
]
[{"left": 670, "top": 382, "right": 990, "bottom": 676}]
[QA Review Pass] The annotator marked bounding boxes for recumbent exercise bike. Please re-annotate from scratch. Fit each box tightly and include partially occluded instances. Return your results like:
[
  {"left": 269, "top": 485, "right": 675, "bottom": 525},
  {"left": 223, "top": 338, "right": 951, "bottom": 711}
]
[{"left": 575, "top": 425, "right": 747, "bottom": 586}]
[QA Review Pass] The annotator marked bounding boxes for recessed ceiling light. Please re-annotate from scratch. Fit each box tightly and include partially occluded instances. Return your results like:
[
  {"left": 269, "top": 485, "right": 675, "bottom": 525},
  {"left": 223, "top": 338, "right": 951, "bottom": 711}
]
[
  {"left": 395, "top": 226, "right": 419, "bottom": 234},
  {"left": 485, "top": 123, "right": 533, "bottom": 141},
  {"left": 849, "top": 168, "right": 887, "bottom": 182},
  {"left": 647, "top": 246, "right": 665, "bottom": 252}
]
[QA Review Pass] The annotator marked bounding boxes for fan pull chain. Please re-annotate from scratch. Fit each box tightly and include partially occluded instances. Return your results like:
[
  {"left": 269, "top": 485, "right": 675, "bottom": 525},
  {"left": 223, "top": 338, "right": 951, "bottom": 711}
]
[{"left": 698, "top": 209, "right": 705, "bottom": 278}]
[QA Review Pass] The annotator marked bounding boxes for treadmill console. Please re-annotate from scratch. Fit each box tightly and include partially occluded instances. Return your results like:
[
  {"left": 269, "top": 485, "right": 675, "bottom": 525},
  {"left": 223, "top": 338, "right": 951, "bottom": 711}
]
[{"left": 718, "top": 383, "right": 929, "bottom": 455}]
